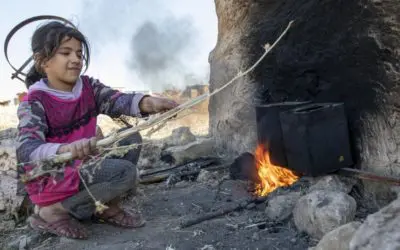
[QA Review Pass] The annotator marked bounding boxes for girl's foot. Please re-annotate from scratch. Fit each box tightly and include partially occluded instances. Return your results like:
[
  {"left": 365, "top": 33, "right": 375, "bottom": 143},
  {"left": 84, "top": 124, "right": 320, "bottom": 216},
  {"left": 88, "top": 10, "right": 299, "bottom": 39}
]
[
  {"left": 93, "top": 205, "right": 145, "bottom": 228},
  {"left": 29, "top": 204, "right": 88, "bottom": 239}
]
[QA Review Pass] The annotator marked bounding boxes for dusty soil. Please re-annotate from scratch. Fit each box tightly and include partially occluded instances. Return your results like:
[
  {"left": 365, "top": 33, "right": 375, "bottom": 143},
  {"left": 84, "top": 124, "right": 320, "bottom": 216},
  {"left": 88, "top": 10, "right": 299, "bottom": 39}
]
[{"left": 1, "top": 171, "right": 313, "bottom": 250}]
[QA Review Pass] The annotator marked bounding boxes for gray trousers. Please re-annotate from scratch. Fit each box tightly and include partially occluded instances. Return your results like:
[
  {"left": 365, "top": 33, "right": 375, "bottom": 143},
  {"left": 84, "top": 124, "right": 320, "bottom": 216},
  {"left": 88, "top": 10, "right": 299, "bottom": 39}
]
[{"left": 61, "top": 131, "right": 142, "bottom": 220}]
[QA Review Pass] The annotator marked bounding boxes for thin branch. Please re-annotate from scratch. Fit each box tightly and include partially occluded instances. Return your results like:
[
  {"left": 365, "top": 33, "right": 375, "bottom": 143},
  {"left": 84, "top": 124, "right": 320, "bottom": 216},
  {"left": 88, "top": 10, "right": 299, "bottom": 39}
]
[
  {"left": 18, "top": 20, "right": 295, "bottom": 178},
  {"left": 77, "top": 167, "right": 109, "bottom": 214}
]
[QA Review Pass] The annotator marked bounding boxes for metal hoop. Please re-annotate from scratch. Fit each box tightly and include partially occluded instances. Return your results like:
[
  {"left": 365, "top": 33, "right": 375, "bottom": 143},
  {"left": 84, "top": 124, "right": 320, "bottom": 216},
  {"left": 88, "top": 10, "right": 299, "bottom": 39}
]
[{"left": 3, "top": 15, "right": 80, "bottom": 82}]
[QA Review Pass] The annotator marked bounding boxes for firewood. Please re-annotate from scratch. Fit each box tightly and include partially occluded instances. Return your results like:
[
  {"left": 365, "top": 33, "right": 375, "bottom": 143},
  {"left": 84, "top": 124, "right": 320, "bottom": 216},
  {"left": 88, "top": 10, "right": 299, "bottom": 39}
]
[{"left": 139, "top": 162, "right": 229, "bottom": 185}]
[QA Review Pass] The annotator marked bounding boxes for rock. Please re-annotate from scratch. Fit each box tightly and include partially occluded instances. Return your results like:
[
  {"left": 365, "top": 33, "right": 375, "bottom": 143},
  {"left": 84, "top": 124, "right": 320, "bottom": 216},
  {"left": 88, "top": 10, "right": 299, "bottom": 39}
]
[
  {"left": 309, "top": 175, "right": 355, "bottom": 194},
  {"left": 315, "top": 221, "right": 361, "bottom": 250},
  {"left": 161, "top": 138, "right": 216, "bottom": 165},
  {"left": 293, "top": 190, "right": 357, "bottom": 239},
  {"left": 164, "top": 127, "right": 196, "bottom": 148},
  {"left": 265, "top": 192, "right": 301, "bottom": 221},
  {"left": 350, "top": 197, "right": 400, "bottom": 250}
]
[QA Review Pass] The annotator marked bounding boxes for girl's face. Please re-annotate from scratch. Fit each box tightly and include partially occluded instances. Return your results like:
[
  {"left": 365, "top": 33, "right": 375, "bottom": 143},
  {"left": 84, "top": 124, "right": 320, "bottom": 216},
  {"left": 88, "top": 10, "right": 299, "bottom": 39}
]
[{"left": 41, "top": 37, "right": 83, "bottom": 89}]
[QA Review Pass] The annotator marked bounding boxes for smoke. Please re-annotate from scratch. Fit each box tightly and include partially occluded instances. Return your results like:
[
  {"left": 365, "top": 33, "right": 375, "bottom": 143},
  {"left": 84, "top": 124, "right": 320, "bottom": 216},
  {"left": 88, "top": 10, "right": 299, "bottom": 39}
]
[
  {"left": 77, "top": 0, "right": 216, "bottom": 92},
  {"left": 129, "top": 17, "right": 202, "bottom": 91}
]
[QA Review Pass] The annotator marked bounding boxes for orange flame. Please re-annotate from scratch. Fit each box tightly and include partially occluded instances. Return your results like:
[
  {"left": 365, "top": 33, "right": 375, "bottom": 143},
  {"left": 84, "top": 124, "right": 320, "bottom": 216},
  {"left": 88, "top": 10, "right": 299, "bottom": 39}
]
[{"left": 254, "top": 144, "right": 299, "bottom": 196}]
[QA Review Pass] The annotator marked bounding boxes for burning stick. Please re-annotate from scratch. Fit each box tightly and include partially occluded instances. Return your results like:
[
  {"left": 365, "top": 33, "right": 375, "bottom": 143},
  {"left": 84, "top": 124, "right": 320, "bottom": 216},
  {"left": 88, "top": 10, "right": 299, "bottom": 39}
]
[{"left": 18, "top": 20, "right": 295, "bottom": 180}]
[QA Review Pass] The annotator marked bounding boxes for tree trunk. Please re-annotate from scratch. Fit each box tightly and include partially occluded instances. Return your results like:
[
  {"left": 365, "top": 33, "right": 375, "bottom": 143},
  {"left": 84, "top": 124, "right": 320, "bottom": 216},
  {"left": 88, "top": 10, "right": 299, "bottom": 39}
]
[{"left": 209, "top": 0, "right": 400, "bottom": 203}]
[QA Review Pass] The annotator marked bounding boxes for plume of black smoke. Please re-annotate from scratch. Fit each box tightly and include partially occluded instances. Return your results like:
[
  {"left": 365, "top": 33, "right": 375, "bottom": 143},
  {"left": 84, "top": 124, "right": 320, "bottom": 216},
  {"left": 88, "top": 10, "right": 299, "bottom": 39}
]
[{"left": 129, "top": 17, "right": 199, "bottom": 91}]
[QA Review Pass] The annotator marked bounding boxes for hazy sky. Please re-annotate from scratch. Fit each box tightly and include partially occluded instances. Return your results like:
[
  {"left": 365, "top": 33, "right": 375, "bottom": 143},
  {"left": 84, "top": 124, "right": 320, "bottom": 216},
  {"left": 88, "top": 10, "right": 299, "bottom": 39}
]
[{"left": 0, "top": 0, "right": 218, "bottom": 100}]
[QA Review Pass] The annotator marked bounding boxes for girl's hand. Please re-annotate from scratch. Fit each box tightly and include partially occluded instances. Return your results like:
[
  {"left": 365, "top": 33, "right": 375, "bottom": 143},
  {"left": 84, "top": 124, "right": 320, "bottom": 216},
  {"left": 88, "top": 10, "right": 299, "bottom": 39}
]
[
  {"left": 57, "top": 137, "right": 97, "bottom": 160},
  {"left": 139, "top": 96, "right": 179, "bottom": 114}
]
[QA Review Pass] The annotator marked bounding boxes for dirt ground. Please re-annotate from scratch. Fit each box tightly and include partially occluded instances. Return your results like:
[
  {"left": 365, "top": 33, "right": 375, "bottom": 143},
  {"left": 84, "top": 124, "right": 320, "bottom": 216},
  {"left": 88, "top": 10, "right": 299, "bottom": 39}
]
[{"left": 1, "top": 171, "right": 313, "bottom": 250}]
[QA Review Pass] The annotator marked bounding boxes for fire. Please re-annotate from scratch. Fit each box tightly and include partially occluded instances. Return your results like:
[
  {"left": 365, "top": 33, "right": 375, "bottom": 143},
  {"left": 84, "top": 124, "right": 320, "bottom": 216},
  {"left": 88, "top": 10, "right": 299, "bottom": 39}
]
[{"left": 254, "top": 144, "right": 299, "bottom": 196}]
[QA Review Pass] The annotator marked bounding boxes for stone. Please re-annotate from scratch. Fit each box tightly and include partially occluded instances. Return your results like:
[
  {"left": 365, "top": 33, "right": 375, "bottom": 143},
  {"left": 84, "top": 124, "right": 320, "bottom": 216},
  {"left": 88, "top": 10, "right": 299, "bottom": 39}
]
[
  {"left": 293, "top": 190, "right": 357, "bottom": 239},
  {"left": 349, "top": 197, "right": 400, "bottom": 250},
  {"left": 265, "top": 192, "right": 301, "bottom": 221},
  {"left": 315, "top": 221, "right": 361, "bottom": 250},
  {"left": 309, "top": 175, "right": 356, "bottom": 194},
  {"left": 209, "top": 0, "right": 400, "bottom": 202},
  {"left": 164, "top": 127, "right": 196, "bottom": 148},
  {"left": 161, "top": 138, "right": 216, "bottom": 165}
]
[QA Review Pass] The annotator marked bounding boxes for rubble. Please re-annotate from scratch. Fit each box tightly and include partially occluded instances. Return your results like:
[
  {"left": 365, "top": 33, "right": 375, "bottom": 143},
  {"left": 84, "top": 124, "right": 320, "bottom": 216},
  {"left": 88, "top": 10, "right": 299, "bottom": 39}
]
[{"left": 265, "top": 192, "right": 301, "bottom": 222}]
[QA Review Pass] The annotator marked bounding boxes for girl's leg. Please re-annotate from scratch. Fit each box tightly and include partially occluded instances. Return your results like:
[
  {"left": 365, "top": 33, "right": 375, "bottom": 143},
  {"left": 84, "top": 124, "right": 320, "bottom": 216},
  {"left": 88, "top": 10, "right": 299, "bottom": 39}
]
[
  {"left": 30, "top": 202, "right": 88, "bottom": 239},
  {"left": 62, "top": 158, "right": 139, "bottom": 221},
  {"left": 31, "top": 131, "right": 143, "bottom": 238}
]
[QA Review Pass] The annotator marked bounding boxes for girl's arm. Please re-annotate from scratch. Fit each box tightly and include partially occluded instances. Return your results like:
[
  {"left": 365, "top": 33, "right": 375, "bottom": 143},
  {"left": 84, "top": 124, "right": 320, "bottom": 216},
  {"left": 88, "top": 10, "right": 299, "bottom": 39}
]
[
  {"left": 15, "top": 101, "right": 60, "bottom": 163},
  {"left": 88, "top": 77, "right": 148, "bottom": 118}
]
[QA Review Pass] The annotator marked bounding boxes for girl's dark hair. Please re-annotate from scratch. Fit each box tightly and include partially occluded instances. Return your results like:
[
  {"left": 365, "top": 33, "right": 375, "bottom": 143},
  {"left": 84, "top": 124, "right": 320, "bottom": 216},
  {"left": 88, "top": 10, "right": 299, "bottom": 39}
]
[{"left": 25, "top": 21, "right": 90, "bottom": 88}]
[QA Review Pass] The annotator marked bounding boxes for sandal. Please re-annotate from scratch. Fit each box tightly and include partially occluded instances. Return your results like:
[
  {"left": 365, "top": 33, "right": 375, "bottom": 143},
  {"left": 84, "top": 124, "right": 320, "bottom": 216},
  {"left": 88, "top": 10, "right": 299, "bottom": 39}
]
[
  {"left": 29, "top": 214, "right": 88, "bottom": 239},
  {"left": 93, "top": 209, "right": 146, "bottom": 228}
]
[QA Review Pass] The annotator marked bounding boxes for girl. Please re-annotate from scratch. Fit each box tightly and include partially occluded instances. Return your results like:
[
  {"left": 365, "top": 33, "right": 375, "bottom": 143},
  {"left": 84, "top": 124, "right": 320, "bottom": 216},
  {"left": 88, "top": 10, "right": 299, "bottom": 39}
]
[{"left": 16, "top": 21, "right": 178, "bottom": 239}]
